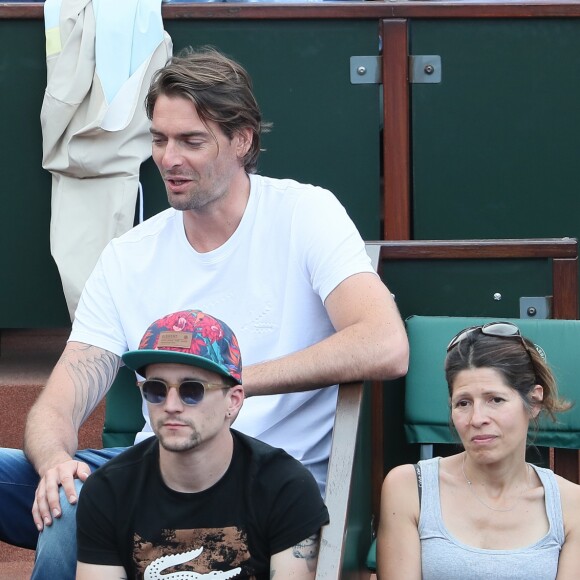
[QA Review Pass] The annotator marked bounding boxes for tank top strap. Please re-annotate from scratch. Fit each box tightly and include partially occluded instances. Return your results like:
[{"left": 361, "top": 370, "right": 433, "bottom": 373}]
[
  {"left": 417, "top": 457, "right": 442, "bottom": 534},
  {"left": 530, "top": 464, "right": 565, "bottom": 546}
]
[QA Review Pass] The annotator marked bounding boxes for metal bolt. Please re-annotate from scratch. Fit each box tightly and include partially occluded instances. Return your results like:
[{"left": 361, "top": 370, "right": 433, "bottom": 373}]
[
  {"left": 527, "top": 306, "right": 537, "bottom": 317},
  {"left": 357, "top": 66, "right": 367, "bottom": 76},
  {"left": 424, "top": 64, "right": 435, "bottom": 75},
  {"left": 493, "top": 293, "right": 502, "bottom": 301}
]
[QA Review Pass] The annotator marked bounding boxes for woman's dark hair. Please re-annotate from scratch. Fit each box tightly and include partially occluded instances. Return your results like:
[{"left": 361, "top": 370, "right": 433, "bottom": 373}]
[
  {"left": 445, "top": 328, "right": 571, "bottom": 426},
  {"left": 145, "top": 46, "right": 272, "bottom": 174}
]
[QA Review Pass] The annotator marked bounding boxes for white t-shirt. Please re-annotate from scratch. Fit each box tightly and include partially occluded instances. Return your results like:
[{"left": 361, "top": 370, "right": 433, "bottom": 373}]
[{"left": 71, "top": 174, "right": 375, "bottom": 489}]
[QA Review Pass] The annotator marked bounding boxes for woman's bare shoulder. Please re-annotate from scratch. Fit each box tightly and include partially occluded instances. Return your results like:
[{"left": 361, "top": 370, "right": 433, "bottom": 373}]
[
  {"left": 384, "top": 463, "right": 419, "bottom": 486},
  {"left": 555, "top": 473, "right": 580, "bottom": 507}
]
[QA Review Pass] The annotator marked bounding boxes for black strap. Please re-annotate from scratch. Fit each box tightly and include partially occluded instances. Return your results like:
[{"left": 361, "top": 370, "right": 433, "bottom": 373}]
[{"left": 413, "top": 463, "right": 422, "bottom": 506}]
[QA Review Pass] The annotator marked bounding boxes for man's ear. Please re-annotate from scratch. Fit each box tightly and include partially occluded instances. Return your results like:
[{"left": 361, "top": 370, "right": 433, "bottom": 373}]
[
  {"left": 234, "top": 128, "right": 253, "bottom": 159},
  {"left": 530, "top": 384, "right": 544, "bottom": 418},
  {"left": 226, "top": 385, "right": 245, "bottom": 422}
]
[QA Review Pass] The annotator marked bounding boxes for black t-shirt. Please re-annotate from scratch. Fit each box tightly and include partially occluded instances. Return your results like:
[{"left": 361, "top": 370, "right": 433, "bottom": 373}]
[{"left": 77, "top": 430, "right": 329, "bottom": 578}]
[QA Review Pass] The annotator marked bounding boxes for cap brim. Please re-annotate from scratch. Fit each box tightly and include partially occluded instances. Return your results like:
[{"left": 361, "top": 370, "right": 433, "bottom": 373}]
[{"left": 122, "top": 350, "right": 240, "bottom": 383}]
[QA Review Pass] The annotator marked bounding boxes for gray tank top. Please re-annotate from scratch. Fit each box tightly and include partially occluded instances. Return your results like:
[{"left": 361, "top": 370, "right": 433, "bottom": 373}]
[{"left": 419, "top": 457, "right": 564, "bottom": 580}]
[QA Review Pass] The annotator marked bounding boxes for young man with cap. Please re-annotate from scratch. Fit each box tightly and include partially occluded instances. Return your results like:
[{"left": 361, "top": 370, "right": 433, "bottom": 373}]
[
  {"left": 76, "top": 309, "right": 329, "bottom": 579},
  {"left": 0, "top": 46, "right": 408, "bottom": 578}
]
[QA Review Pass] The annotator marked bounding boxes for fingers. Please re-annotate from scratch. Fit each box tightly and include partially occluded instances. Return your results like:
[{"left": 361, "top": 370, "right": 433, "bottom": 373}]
[
  {"left": 32, "top": 460, "right": 90, "bottom": 532},
  {"left": 32, "top": 477, "right": 50, "bottom": 532},
  {"left": 61, "top": 460, "right": 90, "bottom": 500}
]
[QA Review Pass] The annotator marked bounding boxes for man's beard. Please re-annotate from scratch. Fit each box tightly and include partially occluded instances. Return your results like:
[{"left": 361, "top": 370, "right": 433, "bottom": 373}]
[
  {"left": 156, "top": 420, "right": 202, "bottom": 453},
  {"left": 166, "top": 187, "right": 225, "bottom": 213}
]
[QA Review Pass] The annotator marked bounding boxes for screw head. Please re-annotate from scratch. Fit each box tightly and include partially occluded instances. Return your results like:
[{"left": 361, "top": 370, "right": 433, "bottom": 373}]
[
  {"left": 424, "top": 64, "right": 435, "bottom": 75},
  {"left": 527, "top": 306, "right": 537, "bottom": 317},
  {"left": 357, "top": 66, "right": 367, "bottom": 76},
  {"left": 493, "top": 293, "right": 502, "bottom": 301}
]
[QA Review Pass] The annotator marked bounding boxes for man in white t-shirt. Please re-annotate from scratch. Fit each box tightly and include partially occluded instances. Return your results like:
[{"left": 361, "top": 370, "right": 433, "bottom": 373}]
[{"left": 0, "top": 47, "right": 408, "bottom": 579}]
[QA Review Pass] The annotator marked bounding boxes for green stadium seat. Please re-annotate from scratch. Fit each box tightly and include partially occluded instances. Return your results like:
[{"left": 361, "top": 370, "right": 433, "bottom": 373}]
[{"left": 102, "top": 365, "right": 145, "bottom": 448}]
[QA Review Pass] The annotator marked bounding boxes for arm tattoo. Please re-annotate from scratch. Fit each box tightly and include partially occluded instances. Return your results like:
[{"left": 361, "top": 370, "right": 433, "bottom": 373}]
[
  {"left": 60, "top": 344, "right": 121, "bottom": 426},
  {"left": 292, "top": 533, "right": 320, "bottom": 566}
]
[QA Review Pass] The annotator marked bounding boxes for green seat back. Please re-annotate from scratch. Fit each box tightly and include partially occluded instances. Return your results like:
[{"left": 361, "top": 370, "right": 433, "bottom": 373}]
[
  {"left": 367, "top": 538, "right": 377, "bottom": 571},
  {"left": 102, "top": 365, "right": 145, "bottom": 448},
  {"left": 405, "top": 316, "right": 580, "bottom": 449}
]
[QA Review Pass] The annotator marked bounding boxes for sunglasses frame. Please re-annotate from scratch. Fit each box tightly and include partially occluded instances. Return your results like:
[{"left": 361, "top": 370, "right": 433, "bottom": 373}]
[
  {"left": 137, "top": 378, "right": 229, "bottom": 406},
  {"left": 446, "top": 321, "right": 538, "bottom": 369},
  {"left": 447, "top": 321, "right": 528, "bottom": 351}
]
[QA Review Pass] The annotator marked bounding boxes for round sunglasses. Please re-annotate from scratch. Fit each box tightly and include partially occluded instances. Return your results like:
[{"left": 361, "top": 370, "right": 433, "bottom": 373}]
[{"left": 137, "top": 379, "right": 229, "bottom": 406}]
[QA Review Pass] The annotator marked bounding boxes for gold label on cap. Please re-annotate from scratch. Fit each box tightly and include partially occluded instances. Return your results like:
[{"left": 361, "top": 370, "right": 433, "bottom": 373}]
[{"left": 157, "top": 331, "right": 193, "bottom": 349}]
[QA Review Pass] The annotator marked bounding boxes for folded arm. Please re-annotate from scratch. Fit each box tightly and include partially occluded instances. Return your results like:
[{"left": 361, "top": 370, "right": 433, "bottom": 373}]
[
  {"left": 242, "top": 272, "right": 409, "bottom": 397},
  {"left": 24, "top": 341, "right": 120, "bottom": 530}
]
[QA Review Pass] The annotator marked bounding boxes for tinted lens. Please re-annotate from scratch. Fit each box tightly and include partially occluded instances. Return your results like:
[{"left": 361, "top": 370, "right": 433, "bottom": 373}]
[
  {"left": 179, "top": 381, "right": 206, "bottom": 405},
  {"left": 482, "top": 322, "right": 519, "bottom": 337},
  {"left": 141, "top": 380, "right": 207, "bottom": 405},
  {"left": 141, "top": 379, "right": 168, "bottom": 404},
  {"left": 447, "top": 322, "right": 522, "bottom": 352}
]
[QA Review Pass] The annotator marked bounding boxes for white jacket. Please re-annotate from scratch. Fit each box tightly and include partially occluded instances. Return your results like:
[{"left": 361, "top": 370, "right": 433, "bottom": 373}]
[{"left": 41, "top": 0, "right": 172, "bottom": 320}]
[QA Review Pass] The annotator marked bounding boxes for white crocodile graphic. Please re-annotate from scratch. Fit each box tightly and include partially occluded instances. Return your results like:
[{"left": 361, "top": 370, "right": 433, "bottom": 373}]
[{"left": 144, "top": 546, "right": 242, "bottom": 579}]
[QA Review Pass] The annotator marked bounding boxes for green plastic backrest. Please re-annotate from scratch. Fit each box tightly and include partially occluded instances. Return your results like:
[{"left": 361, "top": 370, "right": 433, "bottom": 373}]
[
  {"left": 404, "top": 316, "right": 580, "bottom": 449},
  {"left": 102, "top": 365, "right": 145, "bottom": 448},
  {"left": 367, "top": 538, "right": 377, "bottom": 571}
]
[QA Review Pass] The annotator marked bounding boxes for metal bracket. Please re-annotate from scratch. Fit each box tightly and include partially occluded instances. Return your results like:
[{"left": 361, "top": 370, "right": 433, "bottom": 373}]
[
  {"left": 350, "top": 55, "right": 441, "bottom": 85},
  {"left": 409, "top": 55, "right": 442, "bottom": 84},
  {"left": 350, "top": 56, "right": 381, "bottom": 85},
  {"left": 520, "top": 296, "right": 552, "bottom": 319}
]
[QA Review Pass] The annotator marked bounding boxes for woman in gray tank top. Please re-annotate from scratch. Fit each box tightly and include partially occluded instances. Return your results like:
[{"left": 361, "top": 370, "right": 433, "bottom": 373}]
[{"left": 377, "top": 322, "right": 580, "bottom": 579}]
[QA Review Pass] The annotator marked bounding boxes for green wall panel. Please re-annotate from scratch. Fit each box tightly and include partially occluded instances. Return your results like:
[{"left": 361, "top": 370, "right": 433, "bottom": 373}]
[
  {"left": 383, "top": 259, "right": 552, "bottom": 320},
  {"left": 0, "top": 18, "right": 380, "bottom": 327},
  {"left": 410, "top": 19, "right": 580, "bottom": 241},
  {"left": 0, "top": 19, "right": 69, "bottom": 327}
]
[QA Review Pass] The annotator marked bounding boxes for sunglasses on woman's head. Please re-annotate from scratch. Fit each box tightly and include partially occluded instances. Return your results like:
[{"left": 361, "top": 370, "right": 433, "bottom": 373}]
[
  {"left": 446, "top": 321, "right": 530, "bottom": 353},
  {"left": 137, "top": 379, "right": 229, "bottom": 406}
]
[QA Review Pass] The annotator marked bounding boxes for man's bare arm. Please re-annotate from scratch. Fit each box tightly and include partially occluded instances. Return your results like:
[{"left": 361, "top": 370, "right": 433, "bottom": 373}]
[
  {"left": 270, "top": 533, "right": 320, "bottom": 578},
  {"left": 24, "top": 341, "right": 121, "bottom": 529},
  {"left": 76, "top": 562, "right": 127, "bottom": 580},
  {"left": 242, "top": 272, "right": 409, "bottom": 397}
]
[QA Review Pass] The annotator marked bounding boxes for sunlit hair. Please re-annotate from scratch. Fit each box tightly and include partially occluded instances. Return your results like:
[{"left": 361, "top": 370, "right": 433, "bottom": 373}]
[
  {"left": 445, "top": 330, "right": 571, "bottom": 427},
  {"left": 145, "top": 46, "right": 272, "bottom": 173}
]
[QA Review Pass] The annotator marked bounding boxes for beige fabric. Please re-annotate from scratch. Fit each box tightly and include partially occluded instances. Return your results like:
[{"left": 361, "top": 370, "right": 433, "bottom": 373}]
[{"left": 41, "top": 0, "right": 172, "bottom": 320}]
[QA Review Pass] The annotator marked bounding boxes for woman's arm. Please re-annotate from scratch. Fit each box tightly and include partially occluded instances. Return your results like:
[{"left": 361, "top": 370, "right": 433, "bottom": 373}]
[
  {"left": 555, "top": 476, "right": 580, "bottom": 579},
  {"left": 376, "top": 464, "right": 422, "bottom": 580}
]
